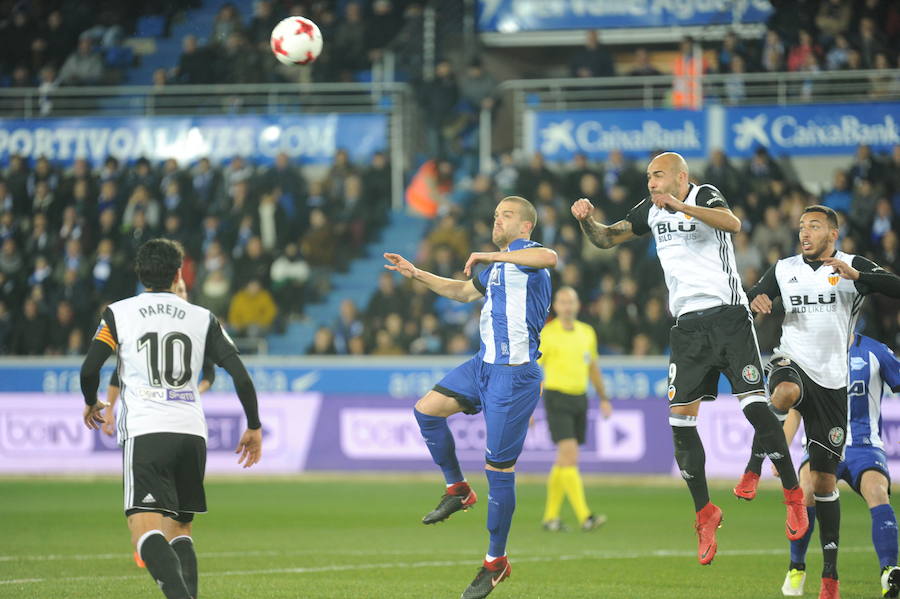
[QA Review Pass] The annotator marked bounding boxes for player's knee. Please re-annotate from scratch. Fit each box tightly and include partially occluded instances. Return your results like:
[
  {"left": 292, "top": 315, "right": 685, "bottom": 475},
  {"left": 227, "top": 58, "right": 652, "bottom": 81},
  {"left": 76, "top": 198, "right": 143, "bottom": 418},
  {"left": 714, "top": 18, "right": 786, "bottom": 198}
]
[
  {"left": 810, "top": 472, "right": 837, "bottom": 496},
  {"left": 556, "top": 441, "right": 578, "bottom": 467},
  {"left": 861, "top": 473, "right": 891, "bottom": 507},
  {"left": 770, "top": 382, "right": 800, "bottom": 411}
]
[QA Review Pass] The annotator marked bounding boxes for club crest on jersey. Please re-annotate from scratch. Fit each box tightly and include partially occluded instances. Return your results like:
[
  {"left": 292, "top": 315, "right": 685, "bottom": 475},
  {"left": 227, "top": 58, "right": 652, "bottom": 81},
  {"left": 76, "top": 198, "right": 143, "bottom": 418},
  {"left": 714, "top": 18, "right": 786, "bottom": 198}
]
[
  {"left": 667, "top": 385, "right": 676, "bottom": 400},
  {"left": 741, "top": 365, "right": 760, "bottom": 384},
  {"left": 828, "top": 427, "right": 844, "bottom": 446},
  {"left": 827, "top": 274, "right": 840, "bottom": 286}
]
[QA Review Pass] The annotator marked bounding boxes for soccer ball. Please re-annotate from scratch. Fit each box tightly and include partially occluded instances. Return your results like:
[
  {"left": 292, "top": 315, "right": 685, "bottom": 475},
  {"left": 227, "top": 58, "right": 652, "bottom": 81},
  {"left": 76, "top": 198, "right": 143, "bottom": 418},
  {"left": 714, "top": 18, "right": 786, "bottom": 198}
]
[{"left": 270, "top": 16, "right": 323, "bottom": 66}]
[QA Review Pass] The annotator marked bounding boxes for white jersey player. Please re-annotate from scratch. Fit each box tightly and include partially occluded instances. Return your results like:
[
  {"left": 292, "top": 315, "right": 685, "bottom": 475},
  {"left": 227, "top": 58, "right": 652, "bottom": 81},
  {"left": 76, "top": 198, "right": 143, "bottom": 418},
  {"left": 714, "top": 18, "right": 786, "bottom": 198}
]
[
  {"left": 571, "top": 151, "right": 807, "bottom": 567},
  {"left": 736, "top": 205, "right": 900, "bottom": 599},
  {"left": 81, "top": 239, "right": 262, "bottom": 599}
]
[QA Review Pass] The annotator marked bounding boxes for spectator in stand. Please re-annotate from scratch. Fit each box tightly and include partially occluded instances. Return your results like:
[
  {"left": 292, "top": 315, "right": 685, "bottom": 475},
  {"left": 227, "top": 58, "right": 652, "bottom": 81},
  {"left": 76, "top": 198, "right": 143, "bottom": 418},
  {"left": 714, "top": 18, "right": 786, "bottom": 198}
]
[
  {"left": 247, "top": 0, "right": 280, "bottom": 47},
  {"left": 822, "top": 169, "right": 854, "bottom": 215},
  {"left": 269, "top": 242, "right": 309, "bottom": 316},
  {"left": 195, "top": 269, "right": 231, "bottom": 318},
  {"left": 300, "top": 207, "right": 336, "bottom": 266},
  {"left": 333, "top": 298, "right": 364, "bottom": 354},
  {"left": 857, "top": 16, "right": 886, "bottom": 68},
  {"left": 45, "top": 300, "right": 78, "bottom": 355},
  {"left": 760, "top": 28, "right": 785, "bottom": 72},
  {"left": 57, "top": 37, "right": 105, "bottom": 86},
  {"left": 419, "top": 59, "right": 459, "bottom": 160},
  {"left": 333, "top": 2, "right": 368, "bottom": 72},
  {"left": 174, "top": 35, "right": 208, "bottom": 84},
  {"left": 704, "top": 149, "right": 743, "bottom": 201},
  {"left": 752, "top": 205, "right": 796, "bottom": 257},
  {"left": 211, "top": 3, "right": 243, "bottom": 47},
  {"left": 38, "top": 10, "right": 77, "bottom": 70},
  {"left": 0, "top": 300, "right": 11, "bottom": 354},
  {"left": 787, "top": 29, "right": 821, "bottom": 72},
  {"left": 365, "top": 0, "right": 404, "bottom": 65},
  {"left": 718, "top": 30, "right": 747, "bottom": 73},
  {"left": 308, "top": 325, "right": 336, "bottom": 355},
  {"left": 826, "top": 33, "right": 852, "bottom": 70},
  {"left": 590, "top": 295, "right": 631, "bottom": 355},
  {"left": 517, "top": 153, "right": 557, "bottom": 201},
  {"left": 671, "top": 36, "right": 703, "bottom": 109},
  {"left": 570, "top": 30, "right": 615, "bottom": 78},
  {"left": 2, "top": 9, "right": 35, "bottom": 72},
  {"left": 628, "top": 47, "right": 661, "bottom": 77},
  {"left": 871, "top": 199, "right": 895, "bottom": 247},
  {"left": 848, "top": 144, "right": 884, "bottom": 188},
  {"left": 0, "top": 238, "right": 24, "bottom": 280},
  {"left": 9, "top": 298, "right": 48, "bottom": 355},
  {"left": 850, "top": 178, "right": 880, "bottom": 236},
  {"left": 366, "top": 271, "right": 407, "bottom": 327},
  {"left": 362, "top": 151, "right": 391, "bottom": 232},
  {"left": 886, "top": 145, "right": 900, "bottom": 207},
  {"left": 723, "top": 54, "right": 747, "bottom": 104},
  {"left": 816, "top": 0, "right": 852, "bottom": 44},
  {"left": 323, "top": 148, "right": 358, "bottom": 203},
  {"left": 869, "top": 52, "right": 900, "bottom": 98},
  {"left": 256, "top": 191, "right": 288, "bottom": 253},
  {"left": 228, "top": 278, "right": 277, "bottom": 336}
]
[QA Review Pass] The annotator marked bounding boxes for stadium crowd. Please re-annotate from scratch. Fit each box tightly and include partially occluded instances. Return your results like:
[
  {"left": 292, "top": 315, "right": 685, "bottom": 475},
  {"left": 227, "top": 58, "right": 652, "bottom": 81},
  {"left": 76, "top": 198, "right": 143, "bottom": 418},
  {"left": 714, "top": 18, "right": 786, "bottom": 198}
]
[
  {"left": 305, "top": 144, "right": 900, "bottom": 357},
  {"left": 0, "top": 148, "right": 392, "bottom": 354},
  {"left": 1, "top": 0, "right": 899, "bottom": 90},
  {"left": 0, "top": 147, "right": 897, "bottom": 357}
]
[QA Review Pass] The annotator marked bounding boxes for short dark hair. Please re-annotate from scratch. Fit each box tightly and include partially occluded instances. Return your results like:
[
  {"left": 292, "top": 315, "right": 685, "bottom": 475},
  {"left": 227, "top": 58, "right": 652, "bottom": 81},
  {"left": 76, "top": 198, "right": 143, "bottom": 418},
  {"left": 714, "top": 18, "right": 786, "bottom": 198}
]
[
  {"left": 135, "top": 238, "right": 184, "bottom": 290},
  {"left": 802, "top": 204, "right": 839, "bottom": 229}
]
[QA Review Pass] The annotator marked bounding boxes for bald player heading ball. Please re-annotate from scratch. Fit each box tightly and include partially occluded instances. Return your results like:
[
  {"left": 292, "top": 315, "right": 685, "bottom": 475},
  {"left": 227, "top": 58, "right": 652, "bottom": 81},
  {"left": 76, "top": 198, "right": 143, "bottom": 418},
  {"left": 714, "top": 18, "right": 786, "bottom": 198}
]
[{"left": 571, "top": 151, "right": 808, "bottom": 565}]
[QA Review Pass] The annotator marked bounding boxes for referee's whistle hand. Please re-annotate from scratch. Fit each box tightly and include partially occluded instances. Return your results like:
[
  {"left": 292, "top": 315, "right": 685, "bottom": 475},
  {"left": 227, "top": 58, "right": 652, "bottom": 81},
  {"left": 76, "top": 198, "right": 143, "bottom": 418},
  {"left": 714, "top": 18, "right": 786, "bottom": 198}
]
[
  {"left": 235, "top": 428, "right": 262, "bottom": 468},
  {"left": 750, "top": 294, "right": 772, "bottom": 314}
]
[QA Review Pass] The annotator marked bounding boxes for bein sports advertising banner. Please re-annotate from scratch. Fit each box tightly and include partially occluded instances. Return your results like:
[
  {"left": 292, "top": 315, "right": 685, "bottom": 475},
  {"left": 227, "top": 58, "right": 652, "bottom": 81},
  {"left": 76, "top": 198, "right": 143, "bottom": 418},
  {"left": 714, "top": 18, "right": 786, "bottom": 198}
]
[
  {"left": 477, "top": 0, "right": 772, "bottom": 32},
  {"left": 5, "top": 392, "right": 900, "bottom": 479},
  {"left": 0, "top": 113, "right": 387, "bottom": 167}
]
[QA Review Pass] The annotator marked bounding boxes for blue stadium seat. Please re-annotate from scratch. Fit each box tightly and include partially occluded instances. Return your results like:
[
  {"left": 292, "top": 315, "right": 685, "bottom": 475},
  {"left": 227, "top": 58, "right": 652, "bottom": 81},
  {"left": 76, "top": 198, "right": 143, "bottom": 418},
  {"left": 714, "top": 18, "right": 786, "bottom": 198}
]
[
  {"left": 136, "top": 15, "right": 166, "bottom": 38},
  {"left": 104, "top": 46, "right": 134, "bottom": 69}
]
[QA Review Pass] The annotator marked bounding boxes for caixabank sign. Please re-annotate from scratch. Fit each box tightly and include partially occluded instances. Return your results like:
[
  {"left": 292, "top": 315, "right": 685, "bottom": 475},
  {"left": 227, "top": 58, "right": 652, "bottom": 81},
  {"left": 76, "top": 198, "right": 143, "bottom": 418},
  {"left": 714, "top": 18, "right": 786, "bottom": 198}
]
[{"left": 529, "top": 102, "right": 900, "bottom": 162}]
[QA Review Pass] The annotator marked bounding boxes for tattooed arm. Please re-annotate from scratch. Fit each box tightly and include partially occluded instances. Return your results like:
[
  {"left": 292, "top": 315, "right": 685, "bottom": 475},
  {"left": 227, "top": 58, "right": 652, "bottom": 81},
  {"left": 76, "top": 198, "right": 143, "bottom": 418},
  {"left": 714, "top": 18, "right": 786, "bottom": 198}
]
[{"left": 571, "top": 198, "right": 638, "bottom": 249}]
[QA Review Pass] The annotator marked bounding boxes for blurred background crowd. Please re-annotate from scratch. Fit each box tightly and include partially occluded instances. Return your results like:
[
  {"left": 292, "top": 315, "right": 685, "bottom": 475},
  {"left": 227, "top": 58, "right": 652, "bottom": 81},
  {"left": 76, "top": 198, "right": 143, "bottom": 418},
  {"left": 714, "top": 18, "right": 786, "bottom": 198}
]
[
  {"left": 0, "top": 0, "right": 898, "bottom": 357},
  {"left": 1, "top": 142, "right": 898, "bottom": 357}
]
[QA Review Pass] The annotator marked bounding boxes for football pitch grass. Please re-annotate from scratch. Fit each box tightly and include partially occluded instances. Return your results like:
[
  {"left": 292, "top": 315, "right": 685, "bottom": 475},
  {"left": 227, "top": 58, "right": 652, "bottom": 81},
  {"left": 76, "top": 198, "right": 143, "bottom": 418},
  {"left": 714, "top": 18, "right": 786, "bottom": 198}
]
[{"left": 0, "top": 475, "right": 886, "bottom": 598}]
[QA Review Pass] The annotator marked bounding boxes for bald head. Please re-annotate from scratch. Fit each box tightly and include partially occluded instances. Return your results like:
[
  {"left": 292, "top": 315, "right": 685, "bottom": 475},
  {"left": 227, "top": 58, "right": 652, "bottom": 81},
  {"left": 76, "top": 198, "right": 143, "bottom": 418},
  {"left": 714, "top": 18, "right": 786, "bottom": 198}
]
[
  {"left": 647, "top": 152, "right": 690, "bottom": 198},
  {"left": 650, "top": 152, "right": 689, "bottom": 175},
  {"left": 553, "top": 286, "right": 580, "bottom": 322}
]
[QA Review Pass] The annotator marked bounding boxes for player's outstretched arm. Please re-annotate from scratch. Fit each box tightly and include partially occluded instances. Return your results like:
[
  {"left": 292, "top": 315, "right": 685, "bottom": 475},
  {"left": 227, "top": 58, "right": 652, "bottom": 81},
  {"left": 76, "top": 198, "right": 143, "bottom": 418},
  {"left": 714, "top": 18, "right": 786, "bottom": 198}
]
[
  {"left": 384, "top": 252, "right": 482, "bottom": 303},
  {"left": 571, "top": 198, "right": 636, "bottom": 249},
  {"left": 463, "top": 247, "right": 557, "bottom": 276}
]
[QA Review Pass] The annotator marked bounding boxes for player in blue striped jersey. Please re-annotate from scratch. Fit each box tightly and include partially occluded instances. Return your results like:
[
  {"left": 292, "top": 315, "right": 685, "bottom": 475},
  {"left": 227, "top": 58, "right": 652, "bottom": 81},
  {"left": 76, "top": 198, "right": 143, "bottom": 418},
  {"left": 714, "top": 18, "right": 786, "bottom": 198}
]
[
  {"left": 384, "top": 196, "right": 555, "bottom": 599},
  {"left": 780, "top": 334, "right": 900, "bottom": 597}
]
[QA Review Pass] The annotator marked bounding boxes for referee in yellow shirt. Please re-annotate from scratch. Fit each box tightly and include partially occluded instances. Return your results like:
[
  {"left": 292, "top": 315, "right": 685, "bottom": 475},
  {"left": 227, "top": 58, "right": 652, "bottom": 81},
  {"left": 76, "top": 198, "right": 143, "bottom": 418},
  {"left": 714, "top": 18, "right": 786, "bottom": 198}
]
[{"left": 538, "top": 286, "right": 612, "bottom": 532}]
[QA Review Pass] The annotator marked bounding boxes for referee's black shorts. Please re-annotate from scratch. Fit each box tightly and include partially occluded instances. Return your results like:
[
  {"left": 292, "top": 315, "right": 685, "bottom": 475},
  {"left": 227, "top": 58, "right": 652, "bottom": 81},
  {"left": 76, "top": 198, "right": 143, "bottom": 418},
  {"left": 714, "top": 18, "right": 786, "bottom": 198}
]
[
  {"left": 667, "top": 305, "right": 766, "bottom": 406},
  {"left": 123, "top": 432, "right": 207, "bottom": 522},
  {"left": 543, "top": 389, "right": 589, "bottom": 444}
]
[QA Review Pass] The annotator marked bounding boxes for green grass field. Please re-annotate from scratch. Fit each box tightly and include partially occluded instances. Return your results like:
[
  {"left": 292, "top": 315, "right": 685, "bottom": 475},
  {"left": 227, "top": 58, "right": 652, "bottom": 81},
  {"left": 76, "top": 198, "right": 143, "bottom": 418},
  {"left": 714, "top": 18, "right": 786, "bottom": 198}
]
[{"left": 0, "top": 475, "right": 887, "bottom": 598}]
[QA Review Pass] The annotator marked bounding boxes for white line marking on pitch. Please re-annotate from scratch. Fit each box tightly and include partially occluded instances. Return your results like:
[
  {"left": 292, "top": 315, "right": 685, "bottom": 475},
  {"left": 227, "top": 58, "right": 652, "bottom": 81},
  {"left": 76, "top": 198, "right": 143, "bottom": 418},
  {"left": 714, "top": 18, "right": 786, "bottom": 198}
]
[{"left": 0, "top": 546, "right": 873, "bottom": 585}]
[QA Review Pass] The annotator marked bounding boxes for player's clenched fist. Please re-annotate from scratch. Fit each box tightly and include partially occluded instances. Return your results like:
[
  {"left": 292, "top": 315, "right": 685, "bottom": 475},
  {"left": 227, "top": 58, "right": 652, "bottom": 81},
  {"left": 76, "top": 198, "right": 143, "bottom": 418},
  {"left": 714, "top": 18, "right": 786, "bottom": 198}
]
[
  {"left": 750, "top": 293, "right": 773, "bottom": 314},
  {"left": 571, "top": 198, "right": 594, "bottom": 221}
]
